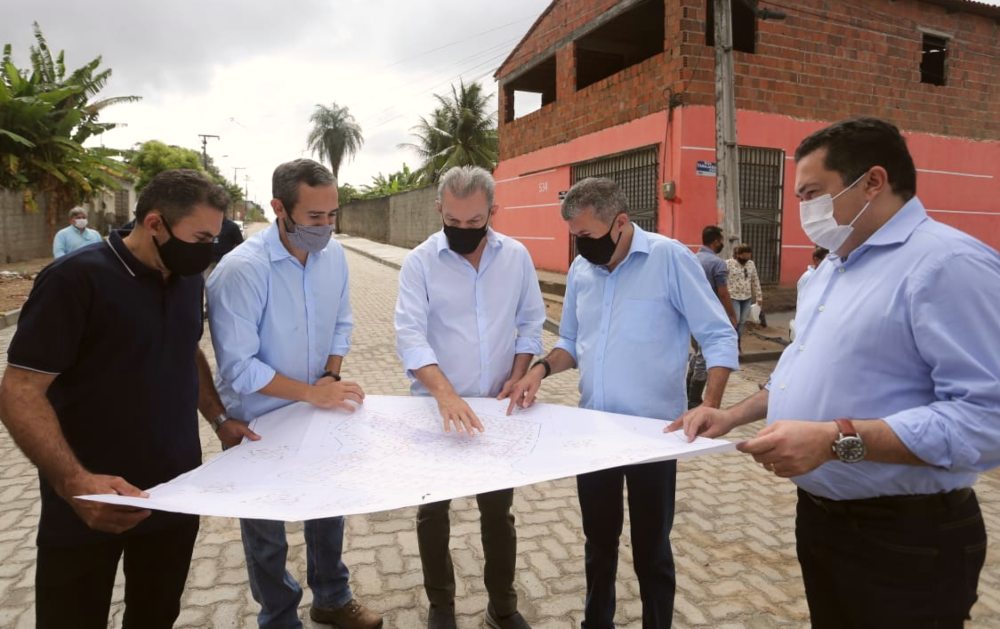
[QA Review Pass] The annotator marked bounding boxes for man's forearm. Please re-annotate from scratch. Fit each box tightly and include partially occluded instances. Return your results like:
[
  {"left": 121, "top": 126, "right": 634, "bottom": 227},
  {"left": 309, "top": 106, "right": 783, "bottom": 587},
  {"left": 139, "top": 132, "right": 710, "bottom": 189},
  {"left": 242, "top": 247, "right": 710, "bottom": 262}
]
[
  {"left": 0, "top": 369, "right": 85, "bottom": 497},
  {"left": 539, "top": 348, "right": 576, "bottom": 377},
  {"left": 701, "top": 366, "right": 732, "bottom": 408},
  {"left": 509, "top": 353, "right": 533, "bottom": 380},
  {"left": 196, "top": 349, "right": 227, "bottom": 420},
  {"left": 412, "top": 364, "right": 458, "bottom": 400},
  {"left": 324, "top": 355, "right": 344, "bottom": 376},
  {"left": 727, "top": 388, "right": 769, "bottom": 428}
]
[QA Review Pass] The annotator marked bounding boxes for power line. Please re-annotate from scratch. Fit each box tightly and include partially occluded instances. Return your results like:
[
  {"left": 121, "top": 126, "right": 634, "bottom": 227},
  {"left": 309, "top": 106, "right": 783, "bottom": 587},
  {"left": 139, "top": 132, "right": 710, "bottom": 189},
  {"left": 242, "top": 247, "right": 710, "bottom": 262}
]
[{"left": 382, "top": 15, "right": 535, "bottom": 70}]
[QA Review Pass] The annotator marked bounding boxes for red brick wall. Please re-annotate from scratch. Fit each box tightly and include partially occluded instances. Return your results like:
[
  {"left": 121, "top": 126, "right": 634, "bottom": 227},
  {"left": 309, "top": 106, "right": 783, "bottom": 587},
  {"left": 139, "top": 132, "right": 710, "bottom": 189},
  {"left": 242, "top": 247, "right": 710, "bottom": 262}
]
[{"left": 497, "top": 0, "right": 1000, "bottom": 160}]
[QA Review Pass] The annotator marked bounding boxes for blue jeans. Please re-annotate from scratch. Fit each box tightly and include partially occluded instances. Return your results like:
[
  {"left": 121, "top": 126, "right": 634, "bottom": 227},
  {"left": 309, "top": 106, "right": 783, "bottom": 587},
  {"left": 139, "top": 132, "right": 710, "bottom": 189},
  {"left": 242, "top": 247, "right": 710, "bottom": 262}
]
[
  {"left": 732, "top": 298, "right": 752, "bottom": 340},
  {"left": 577, "top": 460, "right": 677, "bottom": 629},
  {"left": 240, "top": 517, "right": 352, "bottom": 629}
]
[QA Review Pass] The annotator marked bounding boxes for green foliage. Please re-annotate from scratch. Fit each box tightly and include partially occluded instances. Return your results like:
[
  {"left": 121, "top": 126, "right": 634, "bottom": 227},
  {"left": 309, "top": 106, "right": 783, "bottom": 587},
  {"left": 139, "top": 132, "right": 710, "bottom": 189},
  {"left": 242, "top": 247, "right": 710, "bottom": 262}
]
[
  {"left": 306, "top": 103, "right": 363, "bottom": 178},
  {"left": 126, "top": 140, "right": 243, "bottom": 203},
  {"left": 401, "top": 80, "right": 498, "bottom": 182},
  {"left": 244, "top": 201, "right": 266, "bottom": 223},
  {"left": 357, "top": 163, "right": 425, "bottom": 199},
  {"left": 0, "top": 23, "right": 137, "bottom": 219}
]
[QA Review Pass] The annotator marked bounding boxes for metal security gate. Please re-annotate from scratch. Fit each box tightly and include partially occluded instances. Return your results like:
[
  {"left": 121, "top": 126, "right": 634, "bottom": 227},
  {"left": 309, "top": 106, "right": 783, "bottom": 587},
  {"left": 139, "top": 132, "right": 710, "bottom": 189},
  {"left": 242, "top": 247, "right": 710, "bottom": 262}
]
[
  {"left": 738, "top": 146, "right": 784, "bottom": 284},
  {"left": 569, "top": 145, "right": 658, "bottom": 264}
]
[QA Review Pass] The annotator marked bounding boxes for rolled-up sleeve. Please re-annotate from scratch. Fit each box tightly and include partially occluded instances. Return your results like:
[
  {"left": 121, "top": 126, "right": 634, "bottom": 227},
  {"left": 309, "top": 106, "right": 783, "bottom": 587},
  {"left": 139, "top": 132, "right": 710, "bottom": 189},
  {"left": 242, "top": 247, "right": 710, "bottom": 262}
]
[
  {"left": 206, "top": 259, "right": 277, "bottom": 395},
  {"left": 329, "top": 248, "right": 353, "bottom": 357},
  {"left": 394, "top": 253, "right": 438, "bottom": 372},
  {"left": 884, "top": 253, "right": 1000, "bottom": 472},
  {"left": 554, "top": 263, "right": 580, "bottom": 362},
  {"left": 672, "top": 248, "right": 739, "bottom": 371},
  {"left": 514, "top": 250, "right": 545, "bottom": 356}
]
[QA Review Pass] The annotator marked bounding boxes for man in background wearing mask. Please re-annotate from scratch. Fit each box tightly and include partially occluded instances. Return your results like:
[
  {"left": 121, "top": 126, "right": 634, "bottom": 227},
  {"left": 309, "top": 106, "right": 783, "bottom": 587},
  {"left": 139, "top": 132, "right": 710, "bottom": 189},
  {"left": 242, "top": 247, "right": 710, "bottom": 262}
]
[
  {"left": 506, "top": 177, "right": 737, "bottom": 628},
  {"left": 0, "top": 169, "right": 232, "bottom": 628},
  {"left": 688, "top": 225, "right": 739, "bottom": 407},
  {"left": 53, "top": 206, "right": 102, "bottom": 257},
  {"left": 670, "top": 117, "right": 1000, "bottom": 627},
  {"left": 394, "top": 165, "right": 543, "bottom": 629},
  {"left": 207, "top": 159, "right": 382, "bottom": 629}
]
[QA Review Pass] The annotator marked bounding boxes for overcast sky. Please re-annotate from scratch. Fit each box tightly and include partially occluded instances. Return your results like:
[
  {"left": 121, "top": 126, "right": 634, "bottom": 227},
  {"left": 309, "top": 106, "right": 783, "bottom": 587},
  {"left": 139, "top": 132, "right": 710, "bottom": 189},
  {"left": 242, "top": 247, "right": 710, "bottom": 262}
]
[
  {"left": 3, "top": 0, "right": 551, "bottom": 206},
  {"left": 4, "top": 0, "right": 998, "bottom": 208}
]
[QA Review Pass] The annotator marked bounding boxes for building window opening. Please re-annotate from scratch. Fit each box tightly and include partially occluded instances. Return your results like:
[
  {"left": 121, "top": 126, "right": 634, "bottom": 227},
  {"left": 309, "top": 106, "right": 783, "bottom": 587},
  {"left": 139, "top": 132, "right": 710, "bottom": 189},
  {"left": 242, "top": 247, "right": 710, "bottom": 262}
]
[
  {"left": 575, "top": 0, "right": 665, "bottom": 91},
  {"left": 503, "top": 55, "right": 556, "bottom": 122},
  {"left": 705, "top": 0, "right": 757, "bottom": 54},
  {"left": 920, "top": 33, "right": 948, "bottom": 86}
]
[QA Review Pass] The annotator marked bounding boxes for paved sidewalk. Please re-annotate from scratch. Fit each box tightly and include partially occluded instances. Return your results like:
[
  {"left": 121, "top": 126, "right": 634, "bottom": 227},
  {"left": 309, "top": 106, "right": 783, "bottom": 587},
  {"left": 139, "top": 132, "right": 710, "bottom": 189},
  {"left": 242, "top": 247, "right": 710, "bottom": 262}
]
[{"left": 0, "top": 240, "right": 998, "bottom": 627}]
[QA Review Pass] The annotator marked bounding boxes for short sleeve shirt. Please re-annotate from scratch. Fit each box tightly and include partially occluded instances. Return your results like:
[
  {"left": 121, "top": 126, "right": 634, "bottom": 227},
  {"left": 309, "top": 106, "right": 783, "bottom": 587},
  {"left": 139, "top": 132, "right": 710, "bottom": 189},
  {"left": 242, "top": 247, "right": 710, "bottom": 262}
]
[{"left": 7, "top": 231, "right": 203, "bottom": 546}]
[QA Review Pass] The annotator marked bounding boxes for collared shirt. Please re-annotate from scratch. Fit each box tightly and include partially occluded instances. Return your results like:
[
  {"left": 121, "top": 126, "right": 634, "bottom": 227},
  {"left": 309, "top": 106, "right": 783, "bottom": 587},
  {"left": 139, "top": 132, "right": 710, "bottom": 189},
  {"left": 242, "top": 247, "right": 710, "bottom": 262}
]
[
  {"left": 207, "top": 222, "right": 353, "bottom": 421},
  {"left": 768, "top": 197, "right": 1000, "bottom": 500},
  {"left": 725, "top": 258, "right": 762, "bottom": 302},
  {"left": 52, "top": 224, "right": 102, "bottom": 257},
  {"left": 8, "top": 230, "right": 203, "bottom": 545},
  {"left": 695, "top": 246, "right": 728, "bottom": 291},
  {"left": 796, "top": 265, "right": 816, "bottom": 294},
  {"left": 395, "top": 228, "right": 544, "bottom": 397},
  {"left": 556, "top": 225, "right": 739, "bottom": 421}
]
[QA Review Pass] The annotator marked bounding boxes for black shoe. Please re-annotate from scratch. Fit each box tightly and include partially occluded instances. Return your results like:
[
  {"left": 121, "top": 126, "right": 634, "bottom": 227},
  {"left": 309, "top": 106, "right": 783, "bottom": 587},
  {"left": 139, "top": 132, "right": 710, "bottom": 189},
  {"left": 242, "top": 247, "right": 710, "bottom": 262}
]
[
  {"left": 427, "top": 603, "right": 457, "bottom": 629},
  {"left": 485, "top": 603, "right": 530, "bottom": 629}
]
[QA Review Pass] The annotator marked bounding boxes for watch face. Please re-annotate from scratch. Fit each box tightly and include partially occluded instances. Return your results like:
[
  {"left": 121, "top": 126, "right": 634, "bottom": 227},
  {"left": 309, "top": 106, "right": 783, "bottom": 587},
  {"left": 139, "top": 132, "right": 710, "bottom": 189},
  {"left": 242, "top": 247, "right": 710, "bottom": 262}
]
[{"left": 835, "top": 435, "right": 866, "bottom": 463}]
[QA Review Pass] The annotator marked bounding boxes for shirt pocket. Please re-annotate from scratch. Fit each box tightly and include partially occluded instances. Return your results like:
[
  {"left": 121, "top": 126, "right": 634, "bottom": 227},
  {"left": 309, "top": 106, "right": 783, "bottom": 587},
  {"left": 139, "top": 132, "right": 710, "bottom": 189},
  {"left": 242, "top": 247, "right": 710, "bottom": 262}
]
[{"left": 618, "top": 298, "right": 667, "bottom": 343}]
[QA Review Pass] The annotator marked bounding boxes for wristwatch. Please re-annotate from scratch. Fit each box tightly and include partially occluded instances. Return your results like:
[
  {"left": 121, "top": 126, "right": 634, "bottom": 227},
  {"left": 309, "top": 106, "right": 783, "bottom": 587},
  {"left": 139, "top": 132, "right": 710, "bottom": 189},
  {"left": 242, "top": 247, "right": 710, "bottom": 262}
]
[
  {"left": 832, "top": 418, "right": 866, "bottom": 463},
  {"left": 210, "top": 413, "right": 228, "bottom": 432}
]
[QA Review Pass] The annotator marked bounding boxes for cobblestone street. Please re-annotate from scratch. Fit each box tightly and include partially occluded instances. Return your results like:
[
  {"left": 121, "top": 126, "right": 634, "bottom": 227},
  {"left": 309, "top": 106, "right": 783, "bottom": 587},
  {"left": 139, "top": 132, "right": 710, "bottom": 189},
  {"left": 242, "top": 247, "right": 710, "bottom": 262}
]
[{"left": 2, "top": 248, "right": 999, "bottom": 628}]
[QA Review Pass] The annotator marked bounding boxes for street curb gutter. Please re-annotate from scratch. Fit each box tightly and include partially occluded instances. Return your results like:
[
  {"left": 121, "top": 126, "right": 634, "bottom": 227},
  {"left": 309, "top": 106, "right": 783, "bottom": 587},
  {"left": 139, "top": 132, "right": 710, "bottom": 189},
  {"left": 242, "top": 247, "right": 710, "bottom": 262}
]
[{"left": 0, "top": 309, "right": 20, "bottom": 331}]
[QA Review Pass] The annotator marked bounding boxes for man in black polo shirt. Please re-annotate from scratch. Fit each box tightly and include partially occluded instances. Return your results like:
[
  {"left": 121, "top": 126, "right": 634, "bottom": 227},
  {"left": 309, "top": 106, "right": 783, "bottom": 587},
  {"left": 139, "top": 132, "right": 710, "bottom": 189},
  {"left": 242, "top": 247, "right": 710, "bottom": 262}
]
[{"left": 0, "top": 169, "right": 252, "bottom": 628}]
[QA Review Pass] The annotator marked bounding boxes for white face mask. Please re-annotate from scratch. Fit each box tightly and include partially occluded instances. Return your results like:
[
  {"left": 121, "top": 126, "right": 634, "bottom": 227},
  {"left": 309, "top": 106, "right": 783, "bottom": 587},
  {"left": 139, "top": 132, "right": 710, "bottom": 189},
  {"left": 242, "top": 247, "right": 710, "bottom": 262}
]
[
  {"left": 73, "top": 218, "right": 88, "bottom": 229},
  {"left": 799, "top": 172, "right": 871, "bottom": 253}
]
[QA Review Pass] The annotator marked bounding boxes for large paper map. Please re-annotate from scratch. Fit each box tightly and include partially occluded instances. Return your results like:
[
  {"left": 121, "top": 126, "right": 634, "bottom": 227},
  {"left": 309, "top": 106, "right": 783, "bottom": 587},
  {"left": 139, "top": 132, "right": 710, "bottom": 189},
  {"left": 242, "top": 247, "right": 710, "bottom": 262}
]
[{"left": 82, "top": 396, "right": 734, "bottom": 521}]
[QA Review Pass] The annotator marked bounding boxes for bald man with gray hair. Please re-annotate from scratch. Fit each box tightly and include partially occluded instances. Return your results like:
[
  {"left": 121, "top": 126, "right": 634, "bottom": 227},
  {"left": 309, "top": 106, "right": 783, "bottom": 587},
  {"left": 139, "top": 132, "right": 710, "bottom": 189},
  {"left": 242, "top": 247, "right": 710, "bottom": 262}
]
[{"left": 395, "top": 165, "right": 544, "bottom": 629}]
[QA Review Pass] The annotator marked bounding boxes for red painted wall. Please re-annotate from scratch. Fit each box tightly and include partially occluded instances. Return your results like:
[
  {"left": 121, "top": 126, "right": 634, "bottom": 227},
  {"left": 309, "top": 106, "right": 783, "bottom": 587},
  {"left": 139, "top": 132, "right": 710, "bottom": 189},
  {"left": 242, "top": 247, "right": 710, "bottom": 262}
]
[{"left": 494, "top": 105, "right": 1000, "bottom": 283}]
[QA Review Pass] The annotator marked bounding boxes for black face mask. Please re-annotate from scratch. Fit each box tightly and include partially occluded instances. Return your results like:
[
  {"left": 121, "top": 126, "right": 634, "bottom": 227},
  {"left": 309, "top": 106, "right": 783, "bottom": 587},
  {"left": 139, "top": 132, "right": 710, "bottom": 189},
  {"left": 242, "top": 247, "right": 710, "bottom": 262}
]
[
  {"left": 443, "top": 221, "right": 488, "bottom": 255},
  {"left": 154, "top": 216, "right": 215, "bottom": 276},
  {"left": 576, "top": 217, "right": 622, "bottom": 266}
]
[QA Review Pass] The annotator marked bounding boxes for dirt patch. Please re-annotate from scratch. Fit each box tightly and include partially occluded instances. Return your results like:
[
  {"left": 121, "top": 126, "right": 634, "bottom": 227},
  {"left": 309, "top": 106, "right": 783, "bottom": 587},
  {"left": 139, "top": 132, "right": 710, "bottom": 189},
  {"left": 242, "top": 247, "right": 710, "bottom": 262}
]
[
  {"left": 0, "top": 257, "right": 51, "bottom": 313},
  {"left": 762, "top": 285, "right": 797, "bottom": 312}
]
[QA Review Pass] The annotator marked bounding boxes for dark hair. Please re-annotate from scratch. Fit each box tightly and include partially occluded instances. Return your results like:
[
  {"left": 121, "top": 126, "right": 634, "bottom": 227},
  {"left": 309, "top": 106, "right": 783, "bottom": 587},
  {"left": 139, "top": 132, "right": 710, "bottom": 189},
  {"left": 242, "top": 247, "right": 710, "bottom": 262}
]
[
  {"left": 734, "top": 243, "right": 753, "bottom": 256},
  {"left": 812, "top": 246, "right": 829, "bottom": 261},
  {"left": 272, "top": 159, "right": 336, "bottom": 210},
  {"left": 561, "top": 177, "right": 629, "bottom": 222},
  {"left": 135, "top": 169, "right": 229, "bottom": 224},
  {"left": 702, "top": 225, "right": 723, "bottom": 246},
  {"left": 794, "top": 117, "right": 916, "bottom": 201}
]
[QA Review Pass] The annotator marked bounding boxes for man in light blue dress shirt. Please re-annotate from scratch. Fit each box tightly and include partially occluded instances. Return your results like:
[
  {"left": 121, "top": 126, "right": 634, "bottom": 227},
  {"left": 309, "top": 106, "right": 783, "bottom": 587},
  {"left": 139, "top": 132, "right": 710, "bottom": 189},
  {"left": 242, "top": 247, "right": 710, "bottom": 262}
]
[
  {"left": 207, "top": 159, "right": 381, "bottom": 629},
  {"left": 671, "top": 117, "right": 1000, "bottom": 627},
  {"left": 53, "top": 207, "right": 102, "bottom": 257},
  {"left": 395, "top": 166, "right": 544, "bottom": 629},
  {"left": 509, "top": 177, "right": 738, "bottom": 628}
]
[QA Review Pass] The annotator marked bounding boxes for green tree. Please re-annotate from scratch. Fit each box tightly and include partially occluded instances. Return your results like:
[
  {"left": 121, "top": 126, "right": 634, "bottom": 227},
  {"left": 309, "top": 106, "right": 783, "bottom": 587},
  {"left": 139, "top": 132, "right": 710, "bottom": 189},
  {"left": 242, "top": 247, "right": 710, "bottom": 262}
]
[
  {"left": 0, "top": 23, "right": 137, "bottom": 233},
  {"left": 127, "top": 140, "right": 243, "bottom": 203},
  {"left": 306, "top": 103, "right": 363, "bottom": 178},
  {"left": 402, "top": 80, "right": 497, "bottom": 182},
  {"left": 359, "top": 163, "right": 424, "bottom": 199}
]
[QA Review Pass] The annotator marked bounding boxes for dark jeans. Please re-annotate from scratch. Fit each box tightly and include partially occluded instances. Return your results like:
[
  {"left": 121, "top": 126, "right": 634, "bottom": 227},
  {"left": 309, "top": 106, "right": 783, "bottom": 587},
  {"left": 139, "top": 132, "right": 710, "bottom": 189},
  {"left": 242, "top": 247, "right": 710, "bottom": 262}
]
[
  {"left": 416, "top": 488, "right": 518, "bottom": 615},
  {"left": 36, "top": 518, "right": 199, "bottom": 629},
  {"left": 577, "top": 460, "right": 677, "bottom": 629},
  {"left": 796, "top": 488, "right": 987, "bottom": 629}
]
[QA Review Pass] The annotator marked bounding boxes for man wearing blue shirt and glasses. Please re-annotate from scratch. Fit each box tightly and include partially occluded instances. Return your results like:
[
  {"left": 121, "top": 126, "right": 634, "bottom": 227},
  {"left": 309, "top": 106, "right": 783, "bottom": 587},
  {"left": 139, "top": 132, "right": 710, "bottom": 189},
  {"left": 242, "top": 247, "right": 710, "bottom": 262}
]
[
  {"left": 395, "top": 166, "right": 544, "bottom": 629},
  {"left": 207, "top": 159, "right": 381, "bottom": 629},
  {"left": 671, "top": 117, "right": 1000, "bottom": 628},
  {"left": 508, "top": 177, "right": 738, "bottom": 628}
]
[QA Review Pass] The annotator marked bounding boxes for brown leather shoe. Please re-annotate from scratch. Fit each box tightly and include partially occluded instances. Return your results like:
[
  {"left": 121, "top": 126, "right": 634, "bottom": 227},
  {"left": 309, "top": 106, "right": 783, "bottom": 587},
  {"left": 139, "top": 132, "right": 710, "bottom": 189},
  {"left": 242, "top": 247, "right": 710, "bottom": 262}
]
[{"left": 309, "top": 599, "right": 383, "bottom": 629}]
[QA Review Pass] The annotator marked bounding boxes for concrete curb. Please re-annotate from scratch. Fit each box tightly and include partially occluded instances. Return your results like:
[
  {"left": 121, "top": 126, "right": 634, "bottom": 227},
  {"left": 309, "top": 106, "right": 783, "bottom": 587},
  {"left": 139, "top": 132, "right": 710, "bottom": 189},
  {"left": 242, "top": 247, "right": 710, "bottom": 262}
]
[
  {"left": 338, "top": 241, "right": 403, "bottom": 271},
  {"left": 0, "top": 308, "right": 20, "bottom": 331}
]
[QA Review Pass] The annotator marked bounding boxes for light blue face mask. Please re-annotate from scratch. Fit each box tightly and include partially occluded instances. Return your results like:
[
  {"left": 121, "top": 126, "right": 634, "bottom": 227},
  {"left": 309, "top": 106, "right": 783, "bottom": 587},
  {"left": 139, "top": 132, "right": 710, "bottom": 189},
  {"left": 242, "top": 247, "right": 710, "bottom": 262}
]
[{"left": 283, "top": 216, "right": 332, "bottom": 253}]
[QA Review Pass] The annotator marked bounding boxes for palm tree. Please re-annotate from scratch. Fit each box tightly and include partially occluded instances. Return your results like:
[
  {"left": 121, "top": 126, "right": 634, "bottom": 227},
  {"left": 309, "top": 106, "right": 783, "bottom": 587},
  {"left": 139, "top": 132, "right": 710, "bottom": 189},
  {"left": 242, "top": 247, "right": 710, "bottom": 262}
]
[
  {"left": 402, "top": 80, "right": 498, "bottom": 182},
  {"left": 306, "top": 103, "right": 363, "bottom": 178}
]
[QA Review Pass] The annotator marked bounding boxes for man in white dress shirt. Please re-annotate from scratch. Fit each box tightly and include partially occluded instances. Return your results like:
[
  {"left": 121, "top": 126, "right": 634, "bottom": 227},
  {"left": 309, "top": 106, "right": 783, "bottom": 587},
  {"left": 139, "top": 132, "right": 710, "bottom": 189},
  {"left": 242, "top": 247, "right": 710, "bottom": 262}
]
[{"left": 394, "top": 166, "right": 545, "bottom": 629}]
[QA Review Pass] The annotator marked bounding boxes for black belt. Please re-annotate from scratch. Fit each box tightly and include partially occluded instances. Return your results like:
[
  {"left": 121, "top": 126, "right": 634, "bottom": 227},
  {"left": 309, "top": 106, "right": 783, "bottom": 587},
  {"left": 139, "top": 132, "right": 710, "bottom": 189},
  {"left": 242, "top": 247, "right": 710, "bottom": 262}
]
[{"left": 799, "top": 487, "right": 974, "bottom": 519}]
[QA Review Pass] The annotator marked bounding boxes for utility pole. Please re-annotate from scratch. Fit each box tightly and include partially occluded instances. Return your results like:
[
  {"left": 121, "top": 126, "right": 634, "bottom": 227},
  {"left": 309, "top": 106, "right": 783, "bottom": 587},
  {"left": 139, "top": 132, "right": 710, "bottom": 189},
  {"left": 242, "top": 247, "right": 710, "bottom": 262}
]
[
  {"left": 198, "top": 134, "right": 220, "bottom": 169},
  {"left": 714, "top": 0, "right": 741, "bottom": 259},
  {"left": 243, "top": 174, "right": 251, "bottom": 221}
]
